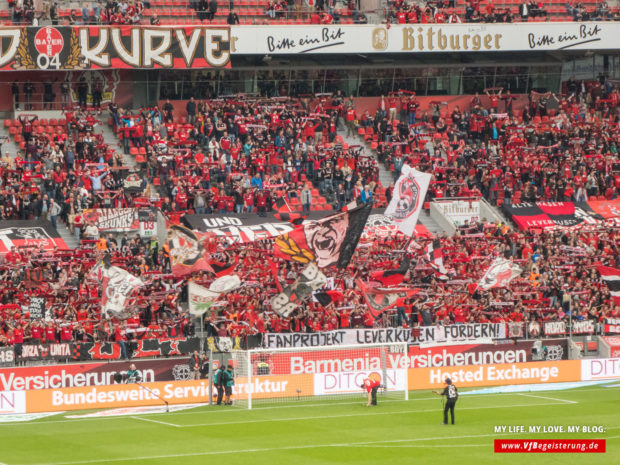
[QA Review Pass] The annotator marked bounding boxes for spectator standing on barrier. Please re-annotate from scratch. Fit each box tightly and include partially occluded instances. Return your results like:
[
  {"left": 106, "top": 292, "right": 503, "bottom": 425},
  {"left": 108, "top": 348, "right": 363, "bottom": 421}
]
[
  {"left": 189, "top": 350, "right": 201, "bottom": 380},
  {"left": 361, "top": 373, "right": 380, "bottom": 407},
  {"left": 434, "top": 378, "right": 458, "bottom": 425}
]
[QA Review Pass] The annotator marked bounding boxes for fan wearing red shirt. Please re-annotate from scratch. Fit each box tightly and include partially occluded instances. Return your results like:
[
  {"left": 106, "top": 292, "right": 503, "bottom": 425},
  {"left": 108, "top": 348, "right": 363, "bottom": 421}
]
[
  {"left": 361, "top": 373, "right": 381, "bottom": 406},
  {"left": 44, "top": 323, "right": 57, "bottom": 343},
  {"left": 30, "top": 321, "right": 43, "bottom": 343},
  {"left": 60, "top": 324, "right": 73, "bottom": 342}
]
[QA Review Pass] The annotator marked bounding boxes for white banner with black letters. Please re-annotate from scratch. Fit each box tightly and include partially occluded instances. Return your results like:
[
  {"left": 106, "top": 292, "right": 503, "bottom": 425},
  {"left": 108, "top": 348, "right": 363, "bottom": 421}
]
[
  {"left": 544, "top": 320, "right": 595, "bottom": 335},
  {"left": 262, "top": 323, "right": 507, "bottom": 348}
]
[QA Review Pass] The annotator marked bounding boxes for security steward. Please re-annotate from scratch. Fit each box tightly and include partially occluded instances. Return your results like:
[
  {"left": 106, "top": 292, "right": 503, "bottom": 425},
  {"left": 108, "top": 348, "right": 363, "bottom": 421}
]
[
  {"left": 434, "top": 377, "right": 458, "bottom": 425},
  {"left": 214, "top": 364, "right": 225, "bottom": 405},
  {"left": 361, "top": 374, "right": 381, "bottom": 407}
]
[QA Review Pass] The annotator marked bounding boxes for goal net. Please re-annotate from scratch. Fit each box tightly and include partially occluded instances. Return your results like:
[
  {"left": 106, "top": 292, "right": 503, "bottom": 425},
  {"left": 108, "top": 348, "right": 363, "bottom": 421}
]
[{"left": 238, "top": 343, "right": 409, "bottom": 409}]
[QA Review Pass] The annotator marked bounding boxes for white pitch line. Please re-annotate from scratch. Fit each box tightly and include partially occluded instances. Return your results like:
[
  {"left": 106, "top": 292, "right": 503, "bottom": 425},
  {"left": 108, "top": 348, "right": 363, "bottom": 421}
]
[
  {"left": 0, "top": 400, "right": 572, "bottom": 429},
  {"left": 176, "top": 401, "right": 569, "bottom": 428},
  {"left": 18, "top": 432, "right": 525, "bottom": 465},
  {"left": 0, "top": 385, "right": 609, "bottom": 427},
  {"left": 518, "top": 393, "right": 578, "bottom": 404},
  {"left": 129, "top": 416, "right": 180, "bottom": 428}
]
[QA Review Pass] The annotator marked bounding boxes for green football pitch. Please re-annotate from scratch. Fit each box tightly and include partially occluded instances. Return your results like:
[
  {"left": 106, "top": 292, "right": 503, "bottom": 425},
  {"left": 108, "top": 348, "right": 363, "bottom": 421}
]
[{"left": 1, "top": 384, "right": 619, "bottom": 465}]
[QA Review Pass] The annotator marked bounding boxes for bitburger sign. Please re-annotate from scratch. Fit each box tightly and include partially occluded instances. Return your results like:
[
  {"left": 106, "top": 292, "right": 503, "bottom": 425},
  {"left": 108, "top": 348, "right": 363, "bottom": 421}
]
[{"left": 230, "top": 22, "right": 616, "bottom": 55}]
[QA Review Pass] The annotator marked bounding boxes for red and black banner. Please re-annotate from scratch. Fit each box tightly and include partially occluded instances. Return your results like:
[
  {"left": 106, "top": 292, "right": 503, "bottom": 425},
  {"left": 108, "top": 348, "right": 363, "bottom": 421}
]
[
  {"left": 71, "top": 337, "right": 200, "bottom": 361},
  {"left": 2, "top": 26, "right": 230, "bottom": 71},
  {"left": 503, "top": 200, "right": 620, "bottom": 230},
  {"left": 82, "top": 208, "right": 155, "bottom": 232},
  {"left": 370, "top": 255, "right": 410, "bottom": 286},
  {"left": 0, "top": 220, "right": 68, "bottom": 254}
]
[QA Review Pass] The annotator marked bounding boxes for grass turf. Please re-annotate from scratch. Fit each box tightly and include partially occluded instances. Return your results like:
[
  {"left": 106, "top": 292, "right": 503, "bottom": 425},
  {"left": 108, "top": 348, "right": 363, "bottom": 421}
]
[{"left": 1, "top": 384, "right": 619, "bottom": 465}]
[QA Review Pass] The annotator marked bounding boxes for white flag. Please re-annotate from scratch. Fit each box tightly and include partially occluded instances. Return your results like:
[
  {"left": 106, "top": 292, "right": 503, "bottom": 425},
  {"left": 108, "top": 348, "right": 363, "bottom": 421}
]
[
  {"left": 101, "top": 267, "right": 144, "bottom": 319},
  {"left": 385, "top": 165, "right": 431, "bottom": 236},
  {"left": 271, "top": 263, "right": 327, "bottom": 317},
  {"left": 477, "top": 257, "right": 523, "bottom": 291},
  {"left": 189, "top": 275, "right": 242, "bottom": 316},
  {"left": 188, "top": 281, "right": 219, "bottom": 316},
  {"left": 209, "top": 275, "right": 242, "bottom": 293}
]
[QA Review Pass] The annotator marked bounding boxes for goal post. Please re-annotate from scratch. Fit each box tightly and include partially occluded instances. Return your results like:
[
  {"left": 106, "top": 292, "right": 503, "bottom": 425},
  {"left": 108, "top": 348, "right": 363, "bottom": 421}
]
[{"left": 244, "top": 343, "right": 409, "bottom": 409}]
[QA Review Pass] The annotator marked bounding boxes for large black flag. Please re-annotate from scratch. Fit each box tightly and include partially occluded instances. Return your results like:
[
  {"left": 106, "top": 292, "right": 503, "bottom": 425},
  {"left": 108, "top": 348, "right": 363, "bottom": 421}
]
[{"left": 274, "top": 203, "right": 372, "bottom": 269}]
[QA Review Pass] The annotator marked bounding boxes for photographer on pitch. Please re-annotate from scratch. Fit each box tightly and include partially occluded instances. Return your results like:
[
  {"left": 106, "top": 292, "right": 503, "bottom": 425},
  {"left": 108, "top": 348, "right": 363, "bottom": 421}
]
[
  {"left": 434, "top": 378, "right": 458, "bottom": 425},
  {"left": 126, "top": 364, "right": 142, "bottom": 383},
  {"left": 361, "top": 374, "right": 381, "bottom": 407}
]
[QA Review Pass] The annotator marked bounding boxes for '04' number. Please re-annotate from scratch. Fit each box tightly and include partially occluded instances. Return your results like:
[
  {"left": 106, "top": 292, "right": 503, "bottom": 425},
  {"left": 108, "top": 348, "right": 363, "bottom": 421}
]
[{"left": 37, "top": 53, "right": 61, "bottom": 70}]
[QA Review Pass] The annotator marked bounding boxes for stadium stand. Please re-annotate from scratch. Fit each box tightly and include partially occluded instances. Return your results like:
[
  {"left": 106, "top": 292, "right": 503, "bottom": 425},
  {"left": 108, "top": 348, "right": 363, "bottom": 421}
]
[
  {"left": 2, "top": 0, "right": 620, "bottom": 26},
  {"left": 0, "top": 72, "right": 618, "bottom": 349}
]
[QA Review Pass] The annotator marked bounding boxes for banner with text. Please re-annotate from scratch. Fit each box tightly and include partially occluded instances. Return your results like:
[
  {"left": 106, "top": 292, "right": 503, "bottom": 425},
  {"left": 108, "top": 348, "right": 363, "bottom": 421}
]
[
  {"left": 543, "top": 320, "right": 596, "bottom": 336},
  {"left": 580, "top": 358, "right": 620, "bottom": 381},
  {"left": 263, "top": 339, "right": 568, "bottom": 376},
  {"left": 262, "top": 324, "right": 506, "bottom": 348},
  {"left": 25, "top": 375, "right": 313, "bottom": 412},
  {"left": 0, "top": 359, "right": 195, "bottom": 391},
  {"left": 408, "top": 359, "right": 581, "bottom": 390},
  {"left": 230, "top": 23, "right": 617, "bottom": 55},
  {"left": 1, "top": 26, "right": 230, "bottom": 71},
  {"left": 82, "top": 208, "right": 157, "bottom": 233},
  {"left": 503, "top": 200, "right": 620, "bottom": 230}
]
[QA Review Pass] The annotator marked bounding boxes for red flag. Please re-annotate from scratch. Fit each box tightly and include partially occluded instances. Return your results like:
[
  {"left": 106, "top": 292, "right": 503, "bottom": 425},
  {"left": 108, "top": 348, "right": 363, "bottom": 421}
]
[
  {"left": 597, "top": 265, "right": 620, "bottom": 305},
  {"left": 357, "top": 279, "right": 421, "bottom": 319},
  {"left": 166, "top": 224, "right": 213, "bottom": 276}
]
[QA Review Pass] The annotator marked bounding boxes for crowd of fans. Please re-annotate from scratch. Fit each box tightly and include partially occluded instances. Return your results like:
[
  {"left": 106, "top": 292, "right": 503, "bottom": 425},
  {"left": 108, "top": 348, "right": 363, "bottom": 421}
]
[
  {"left": 0, "top": 72, "right": 618, "bottom": 354},
  {"left": 373, "top": 78, "right": 620, "bottom": 205},
  {"left": 114, "top": 92, "right": 381, "bottom": 215},
  {"left": 0, "top": 219, "right": 617, "bottom": 348},
  {"left": 6, "top": 0, "right": 620, "bottom": 26}
]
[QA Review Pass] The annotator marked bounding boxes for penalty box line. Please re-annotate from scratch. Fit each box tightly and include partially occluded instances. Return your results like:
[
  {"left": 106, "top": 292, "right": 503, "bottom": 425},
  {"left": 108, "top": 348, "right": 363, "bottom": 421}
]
[
  {"left": 173, "top": 400, "right": 571, "bottom": 428},
  {"left": 130, "top": 416, "right": 181, "bottom": 428},
  {"left": 517, "top": 393, "right": 578, "bottom": 404},
  {"left": 0, "top": 389, "right": 591, "bottom": 427}
]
